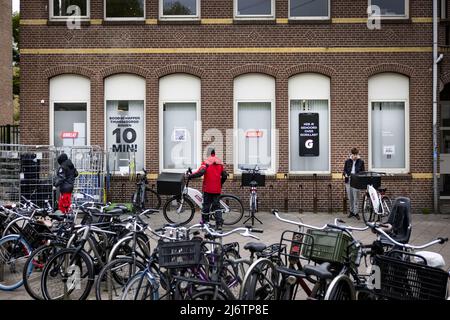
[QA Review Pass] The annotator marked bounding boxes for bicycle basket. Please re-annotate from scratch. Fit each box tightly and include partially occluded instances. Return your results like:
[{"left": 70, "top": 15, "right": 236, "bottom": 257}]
[
  {"left": 158, "top": 239, "right": 203, "bottom": 269},
  {"left": 22, "top": 221, "right": 50, "bottom": 245},
  {"left": 277, "top": 231, "right": 314, "bottom": 266},
  {"left": 301, "top": 229, "right": 359, "bottom": 265},
  {"left": 374, "top": 254, "right": 449, "bottom": 300},
  {"left": 350, "top": 172, "right": 382, "bottom": 190}
]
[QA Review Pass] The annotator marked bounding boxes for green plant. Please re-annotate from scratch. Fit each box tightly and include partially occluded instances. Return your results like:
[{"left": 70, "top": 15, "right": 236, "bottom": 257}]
[{"left": 421, "top": 208, "right": 431, "bottom": 215}]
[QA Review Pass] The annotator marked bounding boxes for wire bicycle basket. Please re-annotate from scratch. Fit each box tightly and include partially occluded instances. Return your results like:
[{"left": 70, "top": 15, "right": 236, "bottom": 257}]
[
  {"left": 373, "top": 253, "right": 449, "bottom": 300},
  {"left": 158, "top": 239, "right": 203, "bottom": 269}
]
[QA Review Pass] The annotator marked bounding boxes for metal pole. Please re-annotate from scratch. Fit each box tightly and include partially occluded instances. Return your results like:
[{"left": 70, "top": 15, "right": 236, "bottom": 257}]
[{"left": 433, "top": 0, "right": 439, "bottom": 213}]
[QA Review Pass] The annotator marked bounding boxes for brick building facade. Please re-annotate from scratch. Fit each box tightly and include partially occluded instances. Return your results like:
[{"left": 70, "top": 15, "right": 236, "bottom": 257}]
[
  {"left": 20, "top": 0, "right": 450, "bottom": 213},
  {"left": 0, "top": 0, "right": 12, "bottom": 125}
]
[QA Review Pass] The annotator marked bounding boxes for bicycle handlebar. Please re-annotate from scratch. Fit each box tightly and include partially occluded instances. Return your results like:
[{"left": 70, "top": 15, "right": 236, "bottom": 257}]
[
  {"left": 202, "top": 223, "right": 261, "bottom": 240},
  {"left": 366, "top": 222, "right": 448, "bottom": 249},
  {"left": 239, "top": 165, "right": 260, "bottom": 173},
  {"left": 272, "top": 209, "right": 328, "bottom": 230},
  {"left": 331, "top": 218, "right": 369, "bottom": 232},
  {"left": 150, "top": 223, "right": 261, "bottom": 240}
]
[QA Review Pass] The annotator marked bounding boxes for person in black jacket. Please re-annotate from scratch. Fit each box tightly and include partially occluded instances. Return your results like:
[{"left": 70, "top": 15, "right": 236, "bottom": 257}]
[
  {"left": 53, "top": 153, "right": 78, "bottom": 213},
  {"left": 343, "top": 148, "right": 365, "bottom": 220}
]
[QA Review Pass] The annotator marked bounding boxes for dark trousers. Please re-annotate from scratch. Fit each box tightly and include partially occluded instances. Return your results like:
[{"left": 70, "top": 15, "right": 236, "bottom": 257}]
[{"left": 202, "top": 192, "right": 222, "bottom": 225}]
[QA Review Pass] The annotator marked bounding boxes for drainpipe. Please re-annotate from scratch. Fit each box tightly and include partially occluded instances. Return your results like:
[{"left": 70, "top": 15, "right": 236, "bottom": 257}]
[{"left": 433, "top": 0, "right": 439, "bottom": 213}]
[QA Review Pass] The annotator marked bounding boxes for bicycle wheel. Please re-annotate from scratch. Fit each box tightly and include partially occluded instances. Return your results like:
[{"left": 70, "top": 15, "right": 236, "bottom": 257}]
[
  {"left": 23, "top": 243, "right": 65, "bottom": 300},
  {"left": 108, "top": 233, "right": 151, "bottom": 263},
  {"left": 0, "top": 235, "right": 32, "bottom": 291},
  {"left": 190, "top": 288, "right": 228, "bottom": 300},
  {"left": 218, "top": 195, "right": 244, "bottom": 226},
  {"left": 41, "top": 248, "right": 94, "bottom": 300},
  {"left": 380, "top": 196, "right": 392, "bottom": 223},
  {"left": 324, "top": 274, "right": 356, "bottom": 300},
  {"left": 361, "top": 193, "right": 375, "bottom": 223},
  {"left": 240, "top": 258, "right": 278, "bottom": 300},
  {"left": 221, "top": 249, "right": 245, "bottom": 299},
  {"left": 95, "top": 257, "right": 146, "bottom": 300},
  {"left": 121, "top": 271, "right": 159, "bottom": 300},
  {"left": 162, "top": 195, "right": 196, "bottom": 226},
  {"left": 145, "top": 188, "right": 161, "bottom": 210}
]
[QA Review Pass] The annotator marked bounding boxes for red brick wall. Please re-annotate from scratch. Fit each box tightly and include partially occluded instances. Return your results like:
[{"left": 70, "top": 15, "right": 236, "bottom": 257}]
[
  {"left": 0, "top": 0, "right": 13, "bottom": 125},
  {"left": 20, "top": 0, "right": 444, "bottom": 213}
]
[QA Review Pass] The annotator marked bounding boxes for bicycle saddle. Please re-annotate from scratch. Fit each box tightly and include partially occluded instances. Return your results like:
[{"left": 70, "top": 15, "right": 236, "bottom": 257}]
[
  {"left": 275, "top": 266, "right": 306, "bottom": 278},
  {"left": 98, "top": 208, "right": 125, "bottom": 216},
  {"left": 303, "top": 262, "right": 333, "bottom": 280},
  {"left": 244, "top": 242, "right": 267, "bottom": 253},
  {"left": 378, "top": 188, "right": 387, "bottom": 193}
]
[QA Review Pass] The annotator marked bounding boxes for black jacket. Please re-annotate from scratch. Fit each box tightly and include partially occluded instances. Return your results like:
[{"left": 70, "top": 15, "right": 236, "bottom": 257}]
[
  {"left": 343, "top": 158, "right": 365, "bottom": 184},
  {"left": 54, "top": 154, "right": 78, "bottom": 193}
]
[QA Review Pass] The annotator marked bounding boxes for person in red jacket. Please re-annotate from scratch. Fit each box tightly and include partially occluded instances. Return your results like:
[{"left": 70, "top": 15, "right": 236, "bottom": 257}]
[{"left": 187, "top": 149, "right": 228, "bottom": 227}]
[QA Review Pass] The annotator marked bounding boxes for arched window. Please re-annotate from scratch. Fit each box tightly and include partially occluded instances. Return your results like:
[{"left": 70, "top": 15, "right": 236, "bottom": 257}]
[
  {"left": 50, "top": 74, "right": 90, "bottom": 148},
  {"left": 369, "top": 72, "right": 409, "bottom": 173},
  {"left": 289, "top": 73, "right": 330, "bottom": 173},
  {"left": 159, "top": 74, "right": 201, "bottom": 171},
  {"left": 105, "top": 74, "right": 145, "bottom": 173},
  {"left": 234, "top": 73, "right": 276, "bottom": 173}
]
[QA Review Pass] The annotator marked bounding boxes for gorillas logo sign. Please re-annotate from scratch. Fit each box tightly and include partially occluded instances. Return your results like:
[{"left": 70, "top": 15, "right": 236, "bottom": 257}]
[{"left": 299, "top": 113, "right": 319, "bottom": 157}]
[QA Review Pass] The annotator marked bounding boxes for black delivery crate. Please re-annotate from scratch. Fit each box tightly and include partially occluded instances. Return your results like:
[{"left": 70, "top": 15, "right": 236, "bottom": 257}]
[
  {"left": 157, "top": 173, "right": 185, "bottom": 195},
  {"left": 241, "top": 172, "right": 265, "bottom": 187},
  {"left": 350, "top": 172, "right": 381, "bottom": 190}
]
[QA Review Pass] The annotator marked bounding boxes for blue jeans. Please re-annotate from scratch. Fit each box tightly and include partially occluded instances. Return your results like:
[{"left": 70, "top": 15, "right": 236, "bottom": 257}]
[{"left": 345, "top": 183, "right": 360, "bottom": 215}]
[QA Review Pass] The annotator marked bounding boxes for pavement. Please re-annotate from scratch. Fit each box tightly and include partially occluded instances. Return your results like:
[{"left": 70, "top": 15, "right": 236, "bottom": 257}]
[{"left": 1, "top": 211, "right": 449, "bottom": 300}]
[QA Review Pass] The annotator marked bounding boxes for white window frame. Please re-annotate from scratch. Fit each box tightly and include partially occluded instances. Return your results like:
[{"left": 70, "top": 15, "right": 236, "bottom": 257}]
[
  {"left": 159, "top": 0, "right": 201, "bottom": 20},
  {"left": 288, "top": 0, "right": 330, "bottom": 20},
  {"left": 368, "top": 0, "right": 409, "bottom": 19},
  {"left": 288, "top": 100, "right": 331, "bottom": 174},
  {"left": 50, "top": 101, "right": 91, "bottom": 146},
  {"left": 234, "top": 99, "right": 277, "bottom": 175},
  {"left": 104, "top": 74, "right": 146, "bottom": 174},
  {"left": 104, "top": 0, "right": 146, "bottom": 21},
  {"left": 49, "top": 0, "right": 90, "bottom": 20},
  {"left": 159, "top": 74, "right": 201, "bottom": 173},
  {"left": 49, "top": 75, "right": 91, "bottom": 147},
  {"left": 159, "top": 101, "right": 201, "bottom": 173},
  {"left": 234, "top": 0, "right": 275, "bottom": 20},
  {"left": 368, "top": 99, "right": 410, "bottom": 174}
]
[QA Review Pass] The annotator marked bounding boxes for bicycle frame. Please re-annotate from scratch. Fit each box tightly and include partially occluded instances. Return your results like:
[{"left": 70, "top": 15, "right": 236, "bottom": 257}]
[
  {"left": 367, "top": 185, "right": 382, "bottom": 214},
  {"left": 176, "top": 184, "right": 231, "bottom": 213}
]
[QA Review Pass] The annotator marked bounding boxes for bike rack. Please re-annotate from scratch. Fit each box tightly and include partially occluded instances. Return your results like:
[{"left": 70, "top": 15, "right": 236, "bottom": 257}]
[
  {"left": 299, "top": 184, "right": 303, "bottom": 214},
  {"left": 313, "top": 174, "right": 318, "bottom": 213},
  {"left": 328, "top": 183, "right": 333, "bottom": 214}
]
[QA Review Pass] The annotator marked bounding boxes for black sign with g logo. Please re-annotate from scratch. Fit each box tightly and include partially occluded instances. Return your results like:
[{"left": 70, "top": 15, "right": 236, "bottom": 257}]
[{"left": 299, "top": 113, "right": 319, "bottom": 157}]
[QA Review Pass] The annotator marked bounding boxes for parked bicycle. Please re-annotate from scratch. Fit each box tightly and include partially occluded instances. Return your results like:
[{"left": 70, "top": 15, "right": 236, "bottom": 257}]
[
  {"left": 132, "top": 169, "right": 161, "bottom": 211},
  {"left": 120, "top": 222, "right": 262, "bottom": 300},
  {"left": 351, "top": 171, "right": 392, "bottom": 223},
  {"left": 162, "top": 168, "right": 244, "bottom": 226},
  {"left": 239, "top": 165, "right": 265, "bottom": 226},
  {"left": 240, "top": 210, "right": 359, "bottom": 301}
]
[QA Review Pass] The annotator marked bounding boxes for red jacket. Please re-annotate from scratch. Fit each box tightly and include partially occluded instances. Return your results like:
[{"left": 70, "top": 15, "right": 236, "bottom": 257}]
[{"left": 190, "top": 155, "right": 227, "bottom": 194}]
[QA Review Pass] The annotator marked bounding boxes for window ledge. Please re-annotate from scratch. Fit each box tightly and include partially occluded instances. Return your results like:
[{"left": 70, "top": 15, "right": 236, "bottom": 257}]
[
  {"left": 102, "top": 20, "right": 146, "bottom": 25},
  {"left": 47, "top": 20, "right": 91, "bottom": 26},
  {"left": 158, "top": 19, "right": 201, "bottom": 25},
  {"left": 375, "top": 18, "right": 411, "bottom": 24},
  {"left": 288, "top": 18, "right": 331, "bottom": 24},
  {"left": 233, "top": 19, "right": 276, "bottom": 25}
]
